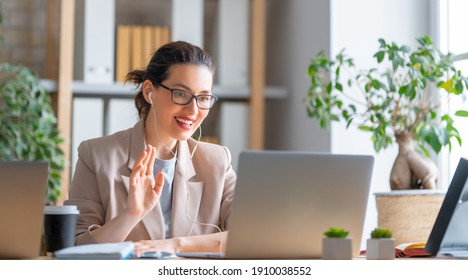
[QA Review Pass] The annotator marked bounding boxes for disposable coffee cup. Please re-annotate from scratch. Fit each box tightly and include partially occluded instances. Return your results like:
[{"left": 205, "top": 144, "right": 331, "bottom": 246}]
[{"left": 43, "top": 205, "right": 79, "bottom": 255}]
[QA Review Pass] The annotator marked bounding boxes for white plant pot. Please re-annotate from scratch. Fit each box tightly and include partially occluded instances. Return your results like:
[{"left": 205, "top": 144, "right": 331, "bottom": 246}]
[
  {"left": 366, "top": 238, "right": 395, "bottom": 260},
  {"left": 322, "top": 237, "right": 353, "bottom": 260}
]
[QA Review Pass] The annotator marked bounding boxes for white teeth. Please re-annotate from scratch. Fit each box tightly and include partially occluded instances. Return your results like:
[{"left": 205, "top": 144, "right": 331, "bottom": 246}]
[{"left": 175, "top": 117, "right": 193, "bottom": 125}]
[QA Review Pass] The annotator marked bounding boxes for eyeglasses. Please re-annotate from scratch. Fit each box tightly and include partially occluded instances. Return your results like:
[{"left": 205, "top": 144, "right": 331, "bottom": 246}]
[{"left": 158, "top": 83, "right": 219, "bottom": 110}]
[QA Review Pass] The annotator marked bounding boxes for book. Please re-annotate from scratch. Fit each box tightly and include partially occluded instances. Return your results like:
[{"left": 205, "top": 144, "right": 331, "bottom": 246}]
[
  {"left": 161, "top": 26, "right": 171, "bottom": 45},
  {"left": 395, "top": 242, "right": 432, "bottom": 258},
  {"left": 143, "top": 25, "right": 154, "bottom": 64},
  {"left": 54, "top": 242, "right": 135, "bottom": 260},
  {"left": 115, "top": 25, "right": 131, "bottom": 82},
  {"left": 154, "top": 26, "right": 171, "bottom": 50},
  {"left": 131, "top": 25, "right": 144, "bottom": 70},
  {"left": 154, "top": 26, "right": 162, "bottom": 50}
]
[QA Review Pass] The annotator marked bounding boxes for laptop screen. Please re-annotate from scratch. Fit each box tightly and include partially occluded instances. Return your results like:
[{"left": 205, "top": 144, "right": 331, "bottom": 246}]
[
  {"left": 425, "top": 157, "right": 468, "bottom": 257},
  {"left": 0, "top": 161, "right": 49, "bottom": 259},
  {"left": 224, "top": 150, "right": 374, "bottom": 259}
]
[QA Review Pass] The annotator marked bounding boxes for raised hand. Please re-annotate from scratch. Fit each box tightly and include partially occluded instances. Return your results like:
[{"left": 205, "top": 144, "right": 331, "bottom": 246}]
[{"left": 126, "top": 144, "right": 165, "bottom": 220}]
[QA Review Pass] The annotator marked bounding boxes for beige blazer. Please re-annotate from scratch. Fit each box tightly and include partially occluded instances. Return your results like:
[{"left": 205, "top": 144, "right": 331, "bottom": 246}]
[{"left": 65, "top": 121, "right": 236, "bottom": 245}]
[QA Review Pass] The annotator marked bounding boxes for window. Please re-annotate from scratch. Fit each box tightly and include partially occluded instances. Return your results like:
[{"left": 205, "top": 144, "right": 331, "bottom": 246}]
[{"left": 438, "top": 0, "right": 468, "bottom": 188}]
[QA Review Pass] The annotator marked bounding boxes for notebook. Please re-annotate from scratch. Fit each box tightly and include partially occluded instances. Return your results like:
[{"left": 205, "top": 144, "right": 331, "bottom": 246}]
[
  {"left": 55, "top": 242, "right": 135, "bottom": 260},
  {"left": 0, "top": 161, "right": 49, "bottom": 259},
  {"left": 177, "top": 150, "right": 374, "bottom": 259}
]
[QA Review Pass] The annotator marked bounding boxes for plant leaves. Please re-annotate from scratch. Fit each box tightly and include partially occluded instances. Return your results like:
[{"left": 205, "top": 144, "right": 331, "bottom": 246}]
[
  {"left": 374, "top": 51, "right": 385, "bottom": 63},
  {"left": 305, "top": 36, "right": 468, "bottom": 156},
  {"left": 439, "top": 79, "right": 454, "bottom": 92},
  {"left": 454, "top": 80, "right": 464, "bottom": 94},
  {"left": 335, "top": 82, "right": 343, "bottom": 92},
  {"left": 455, "top": 110, "right": 468, "bottom": 117},
  {"left": 358, "top": 125, "right": 373, "bottom": 132}
]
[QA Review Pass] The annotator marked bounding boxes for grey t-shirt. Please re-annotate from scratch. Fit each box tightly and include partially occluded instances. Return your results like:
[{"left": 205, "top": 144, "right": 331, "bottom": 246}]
[{"left": 154, "top": 156, "right": 177, "bottom": 238}]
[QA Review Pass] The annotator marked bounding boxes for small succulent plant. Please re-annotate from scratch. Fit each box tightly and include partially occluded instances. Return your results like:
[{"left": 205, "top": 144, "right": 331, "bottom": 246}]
[
  {"left": 370, "top": 228, "right": 393, "bottom": 239},
  {"left": 324, "top": 227, "right": 349, "bottom": 238}
]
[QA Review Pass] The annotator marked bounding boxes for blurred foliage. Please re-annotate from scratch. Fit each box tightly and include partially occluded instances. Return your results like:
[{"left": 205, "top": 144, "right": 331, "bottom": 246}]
[
  {"left": 0, "top": 63, "right": 64, "bottom": 204},
  {"left": 306, "top": 36, "right": 468, "bottom": 157}
]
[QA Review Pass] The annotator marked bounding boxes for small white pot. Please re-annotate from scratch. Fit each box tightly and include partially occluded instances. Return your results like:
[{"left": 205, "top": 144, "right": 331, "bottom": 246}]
[
  {"left": 322, "top": 237, "right": 353, "bottom": 260},
  {"left": 366, "top": 238, "right": 395, "bottom": 260}
]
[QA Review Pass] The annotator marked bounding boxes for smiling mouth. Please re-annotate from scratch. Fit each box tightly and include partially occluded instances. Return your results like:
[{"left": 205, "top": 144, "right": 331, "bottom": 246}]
[{"left": 175, "top": 117, "right": 194, "bottom": 128}]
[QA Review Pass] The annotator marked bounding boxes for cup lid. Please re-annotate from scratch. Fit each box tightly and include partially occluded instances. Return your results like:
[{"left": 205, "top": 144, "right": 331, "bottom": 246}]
[{"left": 44, "top": 205, "right": 80, "bottom": 214}]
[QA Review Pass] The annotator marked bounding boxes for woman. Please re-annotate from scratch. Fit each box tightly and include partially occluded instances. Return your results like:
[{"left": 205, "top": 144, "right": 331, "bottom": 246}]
[{"left": 65, "top": 41, "right": 236, "bottom": 254}]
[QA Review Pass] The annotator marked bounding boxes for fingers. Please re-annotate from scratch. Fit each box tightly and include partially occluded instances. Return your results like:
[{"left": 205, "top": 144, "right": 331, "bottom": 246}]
[
  {"left": 130, "top": 164, "right": 143, "bottom": 185},
  {"left": 132, "top": 145, "right": 156, "bottom": 177},
  {"left": 132, "top": 146, "right": 148, "bottom": 172},
  {"left": 154, "top": 172, "right": 165, "bottom": 195}
]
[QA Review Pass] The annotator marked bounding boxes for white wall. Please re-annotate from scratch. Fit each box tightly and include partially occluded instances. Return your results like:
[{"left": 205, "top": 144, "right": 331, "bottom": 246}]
[
  {"left": 266, "top": 0, "right": 432, "bottom": 249},
  {"left": 444, "top": 0, "right": 468, "bottom": 186},
  {"left": 330, "top": 0, "right": 431, "bottom": 248},
  {"left": 265, "top": 0, "right": 331, "bottom": 152}
]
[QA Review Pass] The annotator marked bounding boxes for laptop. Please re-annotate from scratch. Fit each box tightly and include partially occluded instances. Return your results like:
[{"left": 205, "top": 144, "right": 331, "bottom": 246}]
[
  {"left": 177, "top": 150, "right": 374, "bottom": 259},
  {"left": 0, "top": 161, "right": 49, "bottom": 259},
  {"left": 425, "top": 157, "right": 468, "bottom": 258}
]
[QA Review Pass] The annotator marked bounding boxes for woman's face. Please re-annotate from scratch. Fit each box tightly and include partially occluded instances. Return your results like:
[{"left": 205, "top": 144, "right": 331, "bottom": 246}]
[{"left": 151, "top": 64, "right": 213, "bottom": 142}]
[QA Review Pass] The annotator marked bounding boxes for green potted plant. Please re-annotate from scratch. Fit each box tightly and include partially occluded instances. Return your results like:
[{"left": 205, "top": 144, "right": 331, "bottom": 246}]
[
  {"left": 307, "top": 36, "right": 468, "bottom": 246},
  {"left": 0, "top": 63, "right": 65, "bottom": 205},
  {"left": 322, "top": 227, "right": 352, "bottom": 260},
  {"left": 366, "top": 227, "right": 394, "bottom": 260},
  {"left": 306, "top": 35, "right": 468, "bottom": 190}
]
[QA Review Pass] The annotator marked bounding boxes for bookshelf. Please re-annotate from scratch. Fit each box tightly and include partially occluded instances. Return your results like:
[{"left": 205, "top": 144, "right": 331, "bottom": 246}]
[
  {"left": 50, "top": 0, "right": 284, "bottom": 203},
  {"left": 41, "top": 80, "right": 287, "bottom": 100},
  {"left": 41, "top": 79, "right": 286, "bottom": 150}
]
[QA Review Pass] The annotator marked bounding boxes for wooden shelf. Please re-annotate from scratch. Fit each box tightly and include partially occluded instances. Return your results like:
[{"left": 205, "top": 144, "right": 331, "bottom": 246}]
[{"left": 40, "top": 80, "right": 288, "bottom": 100}]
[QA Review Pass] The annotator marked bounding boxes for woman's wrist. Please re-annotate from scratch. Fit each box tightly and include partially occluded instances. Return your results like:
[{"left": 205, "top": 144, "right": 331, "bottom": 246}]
[{"left": 122, "top": 207, "right": 146, "bottom": 225}]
